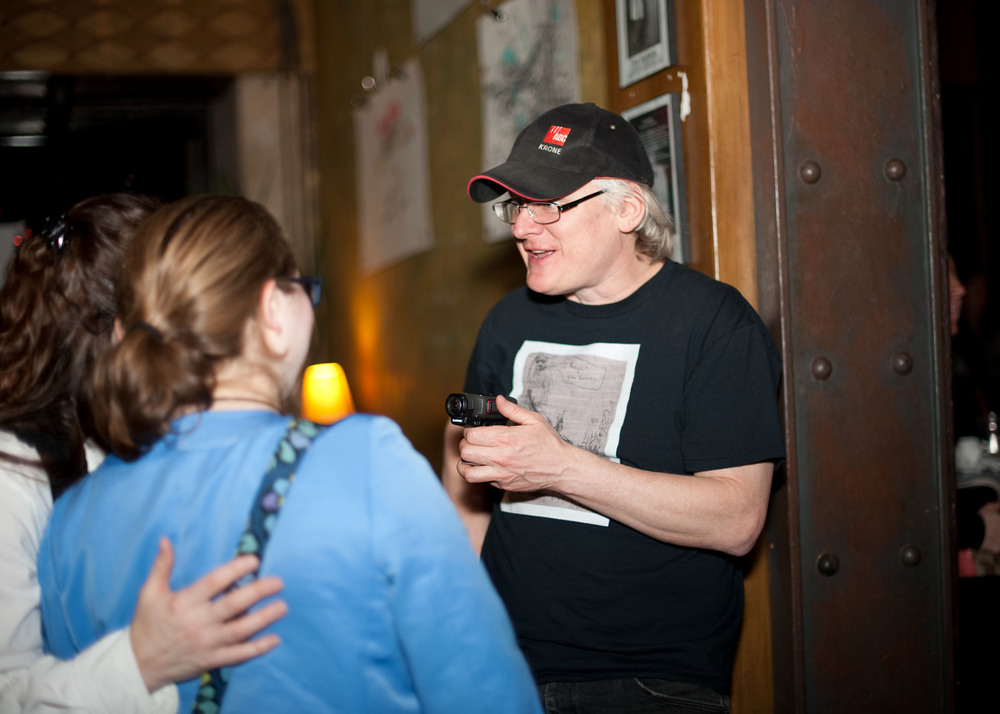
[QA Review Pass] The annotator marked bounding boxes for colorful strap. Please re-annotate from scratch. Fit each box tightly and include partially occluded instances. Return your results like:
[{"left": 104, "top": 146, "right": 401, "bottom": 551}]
[{"left": 193, "top": 418, "right": 325, "bottom": 714}]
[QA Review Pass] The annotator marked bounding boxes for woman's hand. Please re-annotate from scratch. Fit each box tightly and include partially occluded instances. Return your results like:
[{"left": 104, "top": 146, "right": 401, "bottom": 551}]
[{"left": 129, "top": 537, "right": 288, "bottom": 693}]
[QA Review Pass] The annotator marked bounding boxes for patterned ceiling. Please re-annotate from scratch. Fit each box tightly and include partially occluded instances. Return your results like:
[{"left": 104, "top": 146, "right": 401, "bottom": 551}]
[{"left": 0, "top": 0, "right": 281, "bottom": 74}]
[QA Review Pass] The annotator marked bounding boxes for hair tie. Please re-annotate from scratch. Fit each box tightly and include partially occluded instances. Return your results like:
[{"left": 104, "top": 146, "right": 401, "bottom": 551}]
[{"left": 130, "top": 321, "right": 163, "bottom": 341}]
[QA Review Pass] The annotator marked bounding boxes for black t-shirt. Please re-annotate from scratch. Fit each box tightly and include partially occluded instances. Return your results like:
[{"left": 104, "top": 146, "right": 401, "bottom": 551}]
[{"left": 465, "top": 260, "right": 785, "bottom": 694}]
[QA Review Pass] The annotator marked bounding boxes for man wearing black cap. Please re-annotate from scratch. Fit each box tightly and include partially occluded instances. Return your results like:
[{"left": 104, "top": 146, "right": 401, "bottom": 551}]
[{"left": 443, "top": 103, "right": 784, "bottom": 713}]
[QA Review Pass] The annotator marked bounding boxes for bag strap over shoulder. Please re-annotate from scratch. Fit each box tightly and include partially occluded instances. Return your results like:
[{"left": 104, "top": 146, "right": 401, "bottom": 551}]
[{"left": 192, "top": 418, "right": 326, "bottom": 713}]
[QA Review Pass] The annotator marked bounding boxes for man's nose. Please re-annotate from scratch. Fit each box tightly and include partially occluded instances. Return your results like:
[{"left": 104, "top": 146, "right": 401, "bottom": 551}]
[{"left": 511, "top": 206, "right": 540, "bottom": 238}]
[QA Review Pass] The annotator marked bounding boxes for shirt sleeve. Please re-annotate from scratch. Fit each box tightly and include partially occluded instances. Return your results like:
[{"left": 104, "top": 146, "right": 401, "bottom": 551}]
[
  {"left": 367, "top": 418, "right": 542, "bottom": 714},
  {"left": 1, "top": 629, "right": 179, "bottom": 714},
  {"left": 682, "top": 313, "right": 785, "bottom": 472},
  {"left": 463, "top": 305, "right": 508, "bottom": 396}
]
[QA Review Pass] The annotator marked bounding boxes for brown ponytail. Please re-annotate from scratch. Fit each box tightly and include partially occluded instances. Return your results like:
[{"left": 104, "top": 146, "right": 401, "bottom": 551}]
[{"left": 91, "top": 195, "right": 298, "bottom": 460}]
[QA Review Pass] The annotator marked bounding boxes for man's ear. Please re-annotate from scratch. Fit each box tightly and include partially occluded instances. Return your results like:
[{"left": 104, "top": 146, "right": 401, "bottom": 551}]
[
  {"left": 616, "top": 187, "right": 646, "bottom": 234},
  {"left": 112, "top": 318, "right": 124, "bottom": 343}
]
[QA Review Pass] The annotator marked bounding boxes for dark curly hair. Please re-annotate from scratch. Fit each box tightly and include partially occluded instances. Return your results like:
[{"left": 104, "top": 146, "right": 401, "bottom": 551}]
[{"left": 0, "top": 192, "right": 160, "bottom": 497}]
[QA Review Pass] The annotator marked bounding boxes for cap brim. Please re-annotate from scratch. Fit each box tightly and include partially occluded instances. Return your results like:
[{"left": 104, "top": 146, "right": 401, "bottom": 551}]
[{"left": 467, "top": 162, "right": 594, "bottom": 203}]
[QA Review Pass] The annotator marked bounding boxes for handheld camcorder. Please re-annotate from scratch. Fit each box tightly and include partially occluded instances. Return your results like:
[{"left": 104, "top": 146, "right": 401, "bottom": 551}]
[{"left": 445, "top": 393, "right": 517, "bottom": 427}]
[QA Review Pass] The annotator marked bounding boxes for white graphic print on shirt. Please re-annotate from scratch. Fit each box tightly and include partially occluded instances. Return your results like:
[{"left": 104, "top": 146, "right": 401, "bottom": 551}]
[{"left": 501, "top": 340, "right": 640, "bottom": 526}]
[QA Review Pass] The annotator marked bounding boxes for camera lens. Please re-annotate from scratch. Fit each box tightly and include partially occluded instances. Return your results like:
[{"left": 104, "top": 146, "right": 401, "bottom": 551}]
[{"left": 445, "top": 394, "right": 468, "bottom": 416}]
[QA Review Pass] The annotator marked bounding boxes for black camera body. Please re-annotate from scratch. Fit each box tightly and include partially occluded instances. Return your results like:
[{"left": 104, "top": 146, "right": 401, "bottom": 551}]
[{"left": 445, "top": 393, "right": 517, "bottom": 427}]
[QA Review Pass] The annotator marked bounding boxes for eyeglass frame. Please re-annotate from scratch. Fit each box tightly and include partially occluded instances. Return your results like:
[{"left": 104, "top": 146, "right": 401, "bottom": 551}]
[
  {"left": 282, "top": 275, "right": 322, "bottom": 307},
  {"left": 491, "top": 189, "right": 606, "bottom": 225}
]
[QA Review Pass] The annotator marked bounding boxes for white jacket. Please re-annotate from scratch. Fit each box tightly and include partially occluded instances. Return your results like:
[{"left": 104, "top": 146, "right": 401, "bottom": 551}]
[{"left": 0, "top": 430, "right": 177, "bottom": 714}]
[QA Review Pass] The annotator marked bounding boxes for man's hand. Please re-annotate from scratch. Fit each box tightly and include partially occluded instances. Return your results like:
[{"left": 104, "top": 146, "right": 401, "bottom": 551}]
[{"left": 456, "top": 395, "right": 575, "bottom": 493}]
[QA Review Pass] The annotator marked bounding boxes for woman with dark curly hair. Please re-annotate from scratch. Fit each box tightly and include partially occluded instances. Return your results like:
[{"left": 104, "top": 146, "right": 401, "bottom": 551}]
[{"left": 0, "top": 193, "right": 288, "bottom": 713}]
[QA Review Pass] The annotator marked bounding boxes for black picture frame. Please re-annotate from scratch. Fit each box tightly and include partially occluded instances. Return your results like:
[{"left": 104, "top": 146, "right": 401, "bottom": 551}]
[
  {"left": 616, "top": 0, "right": 676, "bottom": 88},
  {"left": 622, "top": 92, "right": 688, "bottom": 264}
]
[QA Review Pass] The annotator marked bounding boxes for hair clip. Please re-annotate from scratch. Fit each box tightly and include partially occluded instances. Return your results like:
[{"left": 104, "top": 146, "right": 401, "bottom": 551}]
[{"left": 40, "top": 214, "right": 68, "bottom": 251}]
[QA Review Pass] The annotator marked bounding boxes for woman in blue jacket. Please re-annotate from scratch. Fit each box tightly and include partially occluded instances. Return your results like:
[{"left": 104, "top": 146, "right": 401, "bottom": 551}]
[{"left": 39, "top": 194, "right": 541, "bottom": 714}]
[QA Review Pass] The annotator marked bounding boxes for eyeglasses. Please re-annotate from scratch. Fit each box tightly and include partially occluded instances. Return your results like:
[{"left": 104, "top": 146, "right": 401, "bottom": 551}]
[
  {"left": 491, "top": 189, "right": 605, "bottom": 225},
  {"left": 284, "top": 275, "right": 322, "bottom": 307}
]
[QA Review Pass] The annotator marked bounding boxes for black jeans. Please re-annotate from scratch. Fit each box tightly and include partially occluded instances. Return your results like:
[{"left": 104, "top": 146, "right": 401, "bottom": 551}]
[{"left": 537, "top": 678, "right": 730, "bottom": 714}]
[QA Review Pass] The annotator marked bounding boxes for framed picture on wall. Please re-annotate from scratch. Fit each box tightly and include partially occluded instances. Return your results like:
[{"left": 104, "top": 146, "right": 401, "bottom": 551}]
[
  {"left": 622, "top": 92, "right": 688, "bottom": 264},
  {"left": 616, "top": 0, "right": 675, "bottom": 87}
]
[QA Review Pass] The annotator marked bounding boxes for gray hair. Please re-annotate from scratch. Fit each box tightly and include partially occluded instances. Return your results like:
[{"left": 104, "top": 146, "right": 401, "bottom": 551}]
[{"left": 595, "top": 179, "right": 674, "bottom": 262}]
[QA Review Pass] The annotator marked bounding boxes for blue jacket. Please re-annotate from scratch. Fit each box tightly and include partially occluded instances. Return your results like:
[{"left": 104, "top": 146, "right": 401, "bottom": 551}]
[{"left": 40, "top": 410, "right": 541, "bottom": 713}]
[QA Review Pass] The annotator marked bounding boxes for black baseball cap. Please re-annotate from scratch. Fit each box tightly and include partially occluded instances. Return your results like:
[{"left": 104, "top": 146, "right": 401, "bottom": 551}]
[{"left": 467, "top": 102, "right": 654, "bottom": 203}]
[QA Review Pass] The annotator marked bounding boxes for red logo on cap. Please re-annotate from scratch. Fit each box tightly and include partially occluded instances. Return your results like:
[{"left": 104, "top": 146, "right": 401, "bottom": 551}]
[{"left": 543, "top": 125, "right": 570, "bottom": 146}]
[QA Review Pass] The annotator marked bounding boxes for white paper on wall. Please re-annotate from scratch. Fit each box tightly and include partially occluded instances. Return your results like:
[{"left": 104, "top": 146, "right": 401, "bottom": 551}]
[
  {"left": 476, "top": 0, "right": 580, "bottom": 242},
  {"left": 353, "top": 58, "right": 434, "bottom": 275}
]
